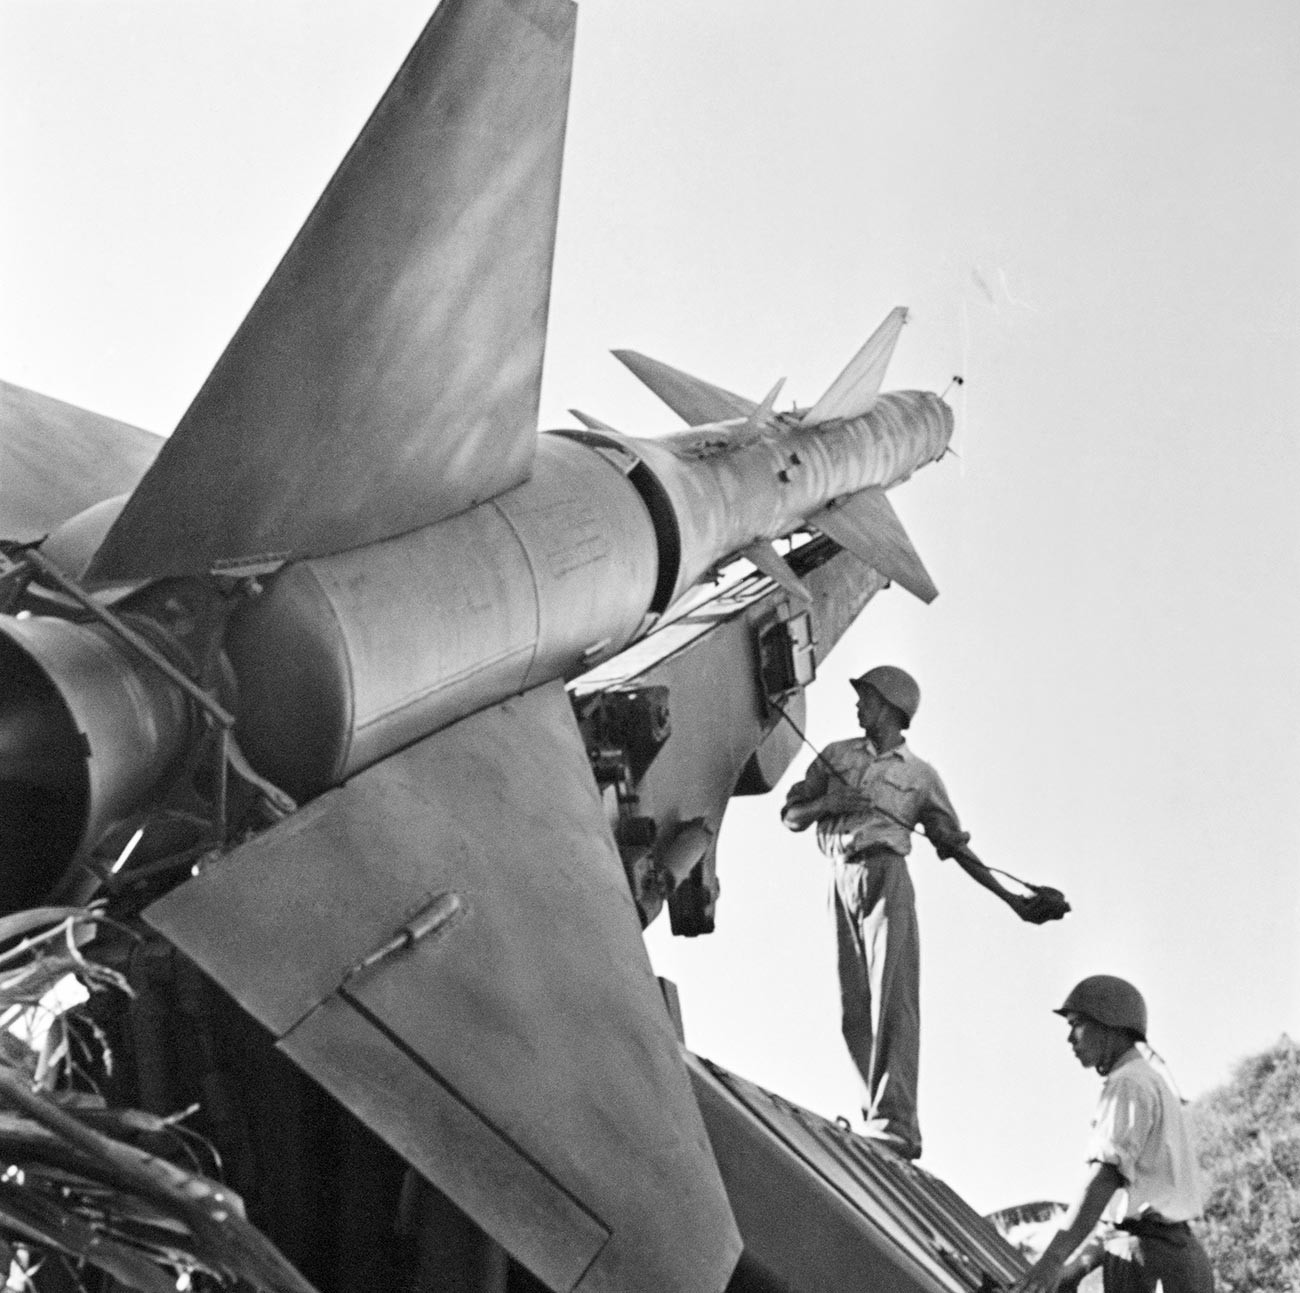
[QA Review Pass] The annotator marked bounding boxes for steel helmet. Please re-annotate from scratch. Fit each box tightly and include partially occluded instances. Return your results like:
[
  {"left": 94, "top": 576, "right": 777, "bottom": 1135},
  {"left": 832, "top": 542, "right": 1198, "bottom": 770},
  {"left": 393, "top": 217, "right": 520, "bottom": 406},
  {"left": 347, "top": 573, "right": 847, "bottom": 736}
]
[
  {"left": 850, "top": 665, "right": 921, "bottom": 726},
  {"left": 1054, "top": 975, "right": 1148, "bottom": 1040}
]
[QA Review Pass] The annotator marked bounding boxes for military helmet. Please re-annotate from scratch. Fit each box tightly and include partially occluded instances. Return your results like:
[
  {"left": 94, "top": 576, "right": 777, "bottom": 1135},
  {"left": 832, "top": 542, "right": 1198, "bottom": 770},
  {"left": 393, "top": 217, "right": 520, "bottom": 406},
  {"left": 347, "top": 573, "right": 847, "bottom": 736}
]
[
  {"left": 850, "top": 665, "right": 921, "bottom": 726},
  {"left": 1054, "top": 975, "right": 1148, "bottom": 1040}
]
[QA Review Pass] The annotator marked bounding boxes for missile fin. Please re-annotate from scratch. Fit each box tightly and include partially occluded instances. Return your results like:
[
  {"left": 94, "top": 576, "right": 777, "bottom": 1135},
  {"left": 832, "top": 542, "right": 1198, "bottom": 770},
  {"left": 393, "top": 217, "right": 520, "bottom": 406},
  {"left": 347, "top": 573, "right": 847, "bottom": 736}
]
[
  {"left": 569, "top": 408, "right": 621, "bottom": 433},
  {"left": 799, "top": 306, "right": 909, "bottom": 426},
  {"left": 144, "top": 680, "right": 741, "bottom": 1293},
  {"left": 0, "top": 380, "right": 160, "bottom": 542},
  {"left": 739, "top": 542, "right": 813, "bottom": 604},
  {"left": 743, "top": 378, "right": 787, "bottom": 432},
  {"left": 810, "top": 485, "right": 939, "bottom": 603},
  {"left": 612, "top": 350, "right": 757, "bottom": 426},
  {"left": 87, "top": 0, "right": 577, "bottom": 584}
]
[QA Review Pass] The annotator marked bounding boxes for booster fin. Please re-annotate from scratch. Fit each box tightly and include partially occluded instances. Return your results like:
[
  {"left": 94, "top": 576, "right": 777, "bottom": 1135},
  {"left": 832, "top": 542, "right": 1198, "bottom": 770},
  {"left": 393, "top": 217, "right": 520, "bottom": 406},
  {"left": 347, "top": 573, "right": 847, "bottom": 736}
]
[
  {"left": 0, "top": 380, "right": 161, "bottom": 542},
  {"left": 146, "top": 681, "right": 741, "bottom": 1291},
  {"left": 87, "top": 0, "right": 577, "bottom": 584}
]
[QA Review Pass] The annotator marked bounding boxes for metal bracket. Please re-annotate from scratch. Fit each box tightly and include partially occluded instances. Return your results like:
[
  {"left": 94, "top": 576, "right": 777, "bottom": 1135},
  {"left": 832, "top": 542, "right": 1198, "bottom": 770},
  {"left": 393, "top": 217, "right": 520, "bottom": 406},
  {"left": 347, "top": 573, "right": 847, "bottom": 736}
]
[
  {"left": 574, "top": 685, "right": 672, "bottom": 788},
  {"left": 22, "top": 548, "right": 235, "bottom": 730},
  {"left": 340, "top": 892, "right": 465, "bottom": 986}
]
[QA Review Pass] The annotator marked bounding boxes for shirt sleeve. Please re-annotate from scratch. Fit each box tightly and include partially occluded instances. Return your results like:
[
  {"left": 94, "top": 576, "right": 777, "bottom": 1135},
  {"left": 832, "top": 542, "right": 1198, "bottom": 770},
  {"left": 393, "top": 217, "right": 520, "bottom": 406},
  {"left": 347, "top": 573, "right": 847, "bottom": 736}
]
[
  {"left": 914, "top": 764, "right": 967, "bottom": 856},
  {"left": 1087, "top": 1074, "right": 1155, "bottom": 1185}
]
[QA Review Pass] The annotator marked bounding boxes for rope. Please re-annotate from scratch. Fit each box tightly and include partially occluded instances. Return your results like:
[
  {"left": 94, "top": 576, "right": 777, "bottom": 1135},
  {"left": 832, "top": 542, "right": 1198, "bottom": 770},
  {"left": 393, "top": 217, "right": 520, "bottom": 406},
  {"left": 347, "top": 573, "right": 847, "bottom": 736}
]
[{"left": 772, "top": 702, "right": 1040, "bottom": 893}]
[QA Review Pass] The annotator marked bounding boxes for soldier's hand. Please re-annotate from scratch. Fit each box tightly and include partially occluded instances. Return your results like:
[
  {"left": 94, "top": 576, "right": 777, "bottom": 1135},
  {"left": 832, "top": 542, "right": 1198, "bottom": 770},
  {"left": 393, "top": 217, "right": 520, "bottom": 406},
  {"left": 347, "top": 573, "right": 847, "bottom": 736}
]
[
  {"left": 781, "top": 800, "right": 818, "bottom": 831},
  {"left": 1013, "top": 887, "right": 1072, "bottom": 924}
]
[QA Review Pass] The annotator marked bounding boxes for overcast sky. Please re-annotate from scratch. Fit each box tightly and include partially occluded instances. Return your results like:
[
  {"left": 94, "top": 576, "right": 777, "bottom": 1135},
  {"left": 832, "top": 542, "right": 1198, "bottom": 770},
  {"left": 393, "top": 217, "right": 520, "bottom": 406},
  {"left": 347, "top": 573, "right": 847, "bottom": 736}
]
[{"left": 3, "top": 0, "right": 1297, "bottom": 1215}]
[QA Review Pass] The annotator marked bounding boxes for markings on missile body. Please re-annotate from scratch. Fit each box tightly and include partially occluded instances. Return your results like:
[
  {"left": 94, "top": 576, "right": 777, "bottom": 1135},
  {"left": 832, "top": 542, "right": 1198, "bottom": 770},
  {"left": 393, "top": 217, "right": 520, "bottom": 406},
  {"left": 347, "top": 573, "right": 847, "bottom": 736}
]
[{"left": 532, "top": 497, "right": 610, "bottom": 576}]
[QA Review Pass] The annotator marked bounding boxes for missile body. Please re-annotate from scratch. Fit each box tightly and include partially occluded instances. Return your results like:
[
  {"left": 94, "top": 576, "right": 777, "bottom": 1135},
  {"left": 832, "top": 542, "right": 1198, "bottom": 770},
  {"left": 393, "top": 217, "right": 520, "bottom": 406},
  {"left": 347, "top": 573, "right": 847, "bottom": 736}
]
[
  {"left": 222, "top": 389, "right": 950, "bottom": 797},
  {"left": 0, "top": 389, "right": 950, "bottom": 896},
  {"left": 622, "top": 389, "right": 950, "bottom": 603},
  {"left": 225, "top": 433, "right": 661, "bottom": 799}
]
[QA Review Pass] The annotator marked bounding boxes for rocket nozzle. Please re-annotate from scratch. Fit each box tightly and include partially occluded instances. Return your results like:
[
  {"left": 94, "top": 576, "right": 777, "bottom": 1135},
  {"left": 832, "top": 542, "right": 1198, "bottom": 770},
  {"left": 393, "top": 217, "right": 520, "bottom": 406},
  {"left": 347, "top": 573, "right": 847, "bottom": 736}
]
[{"left": 0, "top": 615, "right": 193, "bottom": 910}]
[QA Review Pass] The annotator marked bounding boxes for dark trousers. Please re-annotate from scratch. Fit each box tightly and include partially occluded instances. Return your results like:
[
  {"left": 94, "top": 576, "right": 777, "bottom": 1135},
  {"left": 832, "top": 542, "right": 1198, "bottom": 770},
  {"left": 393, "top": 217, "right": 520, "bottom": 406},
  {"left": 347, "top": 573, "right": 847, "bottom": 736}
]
[{"left": 1103, "top": 1220, "right": 1215, "bottom": 1293}]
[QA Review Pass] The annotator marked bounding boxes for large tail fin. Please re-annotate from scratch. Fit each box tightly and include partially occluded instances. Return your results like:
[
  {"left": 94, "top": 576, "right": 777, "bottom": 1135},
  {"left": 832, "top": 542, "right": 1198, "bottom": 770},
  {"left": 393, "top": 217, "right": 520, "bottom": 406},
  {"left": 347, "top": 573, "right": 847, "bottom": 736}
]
[
  {"left": 146, "top": 682, "right": 742, "bottom": 1291},
  {"left": 88, "top": 0, "right": 576, "bottom": 584}
]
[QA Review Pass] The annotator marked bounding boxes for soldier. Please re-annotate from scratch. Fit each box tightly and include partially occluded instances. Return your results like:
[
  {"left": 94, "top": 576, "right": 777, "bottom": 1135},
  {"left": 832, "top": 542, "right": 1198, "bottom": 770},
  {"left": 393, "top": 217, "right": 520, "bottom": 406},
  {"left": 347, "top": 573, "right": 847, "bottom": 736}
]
[
  {"left": 1015, "top": 976, "right": 1215, "bottom": 1293},
  {"left": 781, "top": 665, "right": 1049, "bottom": 1160}
]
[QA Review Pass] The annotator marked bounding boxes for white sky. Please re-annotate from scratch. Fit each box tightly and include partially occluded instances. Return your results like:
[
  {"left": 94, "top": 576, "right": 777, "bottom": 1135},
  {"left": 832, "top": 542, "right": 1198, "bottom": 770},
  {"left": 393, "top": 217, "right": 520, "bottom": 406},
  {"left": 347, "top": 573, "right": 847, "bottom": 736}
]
[{"left": 3, "top": 0, "right": 1298, "bottom": 1216}]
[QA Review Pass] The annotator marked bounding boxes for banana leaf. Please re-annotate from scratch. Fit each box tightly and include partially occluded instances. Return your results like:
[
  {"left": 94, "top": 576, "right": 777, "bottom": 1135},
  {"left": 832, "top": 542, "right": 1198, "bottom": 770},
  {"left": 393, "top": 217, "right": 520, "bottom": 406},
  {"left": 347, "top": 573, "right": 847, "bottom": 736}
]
[
  {"left": 0, "top": 1072, "right": 318, "bottom": 1293},
  {"left": 0, "top": 1180, "right": 179, "bottom": 1293}
]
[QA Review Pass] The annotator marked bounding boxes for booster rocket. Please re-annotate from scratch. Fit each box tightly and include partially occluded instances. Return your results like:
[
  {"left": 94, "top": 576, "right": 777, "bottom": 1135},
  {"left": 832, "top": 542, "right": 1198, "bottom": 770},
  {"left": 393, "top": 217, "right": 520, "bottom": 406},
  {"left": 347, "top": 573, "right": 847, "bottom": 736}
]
[{"left": 1, "top": 366, "right": 950, "bottom": 899}]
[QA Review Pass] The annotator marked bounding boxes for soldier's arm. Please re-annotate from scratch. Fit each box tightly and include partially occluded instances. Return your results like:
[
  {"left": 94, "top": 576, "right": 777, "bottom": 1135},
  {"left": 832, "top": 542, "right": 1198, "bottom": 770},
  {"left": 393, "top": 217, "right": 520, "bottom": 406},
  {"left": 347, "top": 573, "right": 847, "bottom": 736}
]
[
  {"left": 780, "top": 758, "right": 832, "bottom": 831},
  {"left": 1013, "top": 1163, "right": 1121, "bottom": 1293},
  {"left": 924, "top": 812, "right": 1053, "bottom": 923},
  {"left": 917, "top": 775, "right": 1034, "bottom": 917}
]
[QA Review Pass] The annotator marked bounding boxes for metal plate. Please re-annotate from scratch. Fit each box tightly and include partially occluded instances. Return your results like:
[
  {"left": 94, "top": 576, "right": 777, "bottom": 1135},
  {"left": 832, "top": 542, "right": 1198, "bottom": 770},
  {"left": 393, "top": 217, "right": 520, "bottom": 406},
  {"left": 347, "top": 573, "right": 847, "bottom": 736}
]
[{"left": 688, "top": 1055, "right": 1027, "bottom": 1292}]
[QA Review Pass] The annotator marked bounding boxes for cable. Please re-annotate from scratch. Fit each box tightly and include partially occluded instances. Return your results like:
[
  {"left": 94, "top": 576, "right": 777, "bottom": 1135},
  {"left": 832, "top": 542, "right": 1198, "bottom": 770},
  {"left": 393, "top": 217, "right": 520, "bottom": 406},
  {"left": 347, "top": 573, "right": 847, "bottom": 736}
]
[{"left": 772, "top": 701, "right": 1043, "bottom": 894}]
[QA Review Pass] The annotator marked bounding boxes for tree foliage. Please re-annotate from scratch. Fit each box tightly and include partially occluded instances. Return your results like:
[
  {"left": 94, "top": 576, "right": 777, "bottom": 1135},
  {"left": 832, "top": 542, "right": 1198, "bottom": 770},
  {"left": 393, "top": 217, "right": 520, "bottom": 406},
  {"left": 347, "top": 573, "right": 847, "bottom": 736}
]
[{"left": 1191, "top": 1036, "right": 1300, "bottom": 1292}]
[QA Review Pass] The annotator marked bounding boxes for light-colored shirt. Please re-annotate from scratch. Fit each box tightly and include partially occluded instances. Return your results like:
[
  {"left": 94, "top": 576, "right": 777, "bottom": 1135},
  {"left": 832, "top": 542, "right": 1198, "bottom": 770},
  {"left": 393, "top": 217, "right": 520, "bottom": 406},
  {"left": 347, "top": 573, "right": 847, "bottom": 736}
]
[
  {"left": 792, "top": 737, "right": 963, "bottom": 861},
  {"left": 1087, "top": 1050, "right": 1205, "bottom": 1224}
]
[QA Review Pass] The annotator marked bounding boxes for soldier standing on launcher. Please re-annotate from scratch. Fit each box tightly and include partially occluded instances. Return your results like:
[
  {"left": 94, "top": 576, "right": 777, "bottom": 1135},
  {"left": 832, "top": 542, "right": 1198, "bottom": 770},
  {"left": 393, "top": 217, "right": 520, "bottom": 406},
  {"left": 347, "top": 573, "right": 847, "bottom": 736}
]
[{"left": 781, "top": 665, "right": 1053, "bottom": 1160}]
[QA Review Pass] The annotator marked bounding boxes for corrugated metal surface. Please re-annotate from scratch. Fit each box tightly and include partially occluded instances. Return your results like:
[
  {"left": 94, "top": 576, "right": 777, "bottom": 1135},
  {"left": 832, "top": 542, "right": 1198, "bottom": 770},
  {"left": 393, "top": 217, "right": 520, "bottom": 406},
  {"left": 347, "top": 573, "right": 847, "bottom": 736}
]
[{"left": 690, "top": 1054, "right": 1027, "bottom": 1292}]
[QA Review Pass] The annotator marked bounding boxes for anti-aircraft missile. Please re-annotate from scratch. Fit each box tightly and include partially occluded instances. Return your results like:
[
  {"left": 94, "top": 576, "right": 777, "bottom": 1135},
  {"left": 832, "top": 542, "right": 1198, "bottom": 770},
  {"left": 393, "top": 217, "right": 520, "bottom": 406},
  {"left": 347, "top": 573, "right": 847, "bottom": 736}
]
[
  {"left": 1, "top": 318, "right": 949, "bottom": 898},
  {"left": 0, "top": 0, "right": 953, "bottom": 1288}
]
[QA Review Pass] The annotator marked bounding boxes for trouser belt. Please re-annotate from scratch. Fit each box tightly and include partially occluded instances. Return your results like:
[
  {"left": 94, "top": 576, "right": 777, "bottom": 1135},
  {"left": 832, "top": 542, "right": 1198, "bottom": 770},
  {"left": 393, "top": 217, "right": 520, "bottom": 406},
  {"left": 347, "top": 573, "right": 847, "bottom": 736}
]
[{"left": 842, "top": 844, "right": 904, "bottom": 864}]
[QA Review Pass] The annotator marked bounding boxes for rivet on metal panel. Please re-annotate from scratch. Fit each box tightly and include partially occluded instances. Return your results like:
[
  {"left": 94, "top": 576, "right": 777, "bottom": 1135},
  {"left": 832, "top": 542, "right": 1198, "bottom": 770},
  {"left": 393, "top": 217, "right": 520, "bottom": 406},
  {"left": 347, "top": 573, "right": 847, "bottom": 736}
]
[{"left": 341, "top": 892, "right": 465, "bottom": 985}]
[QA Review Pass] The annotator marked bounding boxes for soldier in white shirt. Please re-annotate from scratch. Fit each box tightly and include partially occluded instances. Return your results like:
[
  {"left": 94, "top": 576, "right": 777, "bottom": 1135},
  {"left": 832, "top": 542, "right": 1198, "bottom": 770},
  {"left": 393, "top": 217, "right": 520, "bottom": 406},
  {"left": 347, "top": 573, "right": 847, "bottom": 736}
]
[
  {"left": 781, "top": 665, "right": 1043, "bottom": 1160},
  {"left": 1015, "top": 976, "right": 1215, "bottom": 1293}
]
